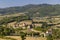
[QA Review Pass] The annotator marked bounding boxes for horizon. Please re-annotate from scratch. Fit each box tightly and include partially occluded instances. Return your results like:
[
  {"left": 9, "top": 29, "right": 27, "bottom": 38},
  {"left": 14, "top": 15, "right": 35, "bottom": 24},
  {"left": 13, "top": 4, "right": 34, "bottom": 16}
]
[
  {"left": 0, "top": 0, "right": 60, "bottom": 8},
  {"left": 0, "top": 4, "right": 60, "bottom": 9}
]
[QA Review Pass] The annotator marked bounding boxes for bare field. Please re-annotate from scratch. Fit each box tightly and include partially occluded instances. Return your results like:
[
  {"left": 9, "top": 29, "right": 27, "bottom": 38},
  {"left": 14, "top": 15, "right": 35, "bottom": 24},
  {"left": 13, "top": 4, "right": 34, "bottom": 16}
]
[
  {"left": 6, "top": 36, "right": 21, "bottom": 40},
  {"left": 0, "top": 38, "right": 7, "bottom": 40},
  {"left": 0, "top": 36, "right": 47, "bottom": 40},
  {"left": 26, "top": 37, "right": 47, "bottom": 40}
]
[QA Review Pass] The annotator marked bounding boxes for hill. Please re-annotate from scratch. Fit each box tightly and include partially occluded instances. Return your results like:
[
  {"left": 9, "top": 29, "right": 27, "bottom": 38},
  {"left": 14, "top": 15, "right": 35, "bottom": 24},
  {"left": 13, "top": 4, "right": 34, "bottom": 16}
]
[{"left": 0, "top": 4, "right": 60, "bottom": 17}]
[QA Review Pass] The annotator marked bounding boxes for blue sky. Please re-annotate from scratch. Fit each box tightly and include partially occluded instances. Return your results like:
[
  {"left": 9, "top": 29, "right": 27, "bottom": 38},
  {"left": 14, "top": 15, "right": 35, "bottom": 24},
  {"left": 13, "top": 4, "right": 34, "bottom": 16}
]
[{"left": 0, "top": 0, "right": 60, "bottom": 8}]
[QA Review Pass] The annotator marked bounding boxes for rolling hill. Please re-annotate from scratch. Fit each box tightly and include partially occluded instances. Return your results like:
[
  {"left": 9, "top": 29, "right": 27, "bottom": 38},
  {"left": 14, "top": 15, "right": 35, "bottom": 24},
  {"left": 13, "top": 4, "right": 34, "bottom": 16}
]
[{"left": 0, "top": 4, "right": 60, "bottom": 17}]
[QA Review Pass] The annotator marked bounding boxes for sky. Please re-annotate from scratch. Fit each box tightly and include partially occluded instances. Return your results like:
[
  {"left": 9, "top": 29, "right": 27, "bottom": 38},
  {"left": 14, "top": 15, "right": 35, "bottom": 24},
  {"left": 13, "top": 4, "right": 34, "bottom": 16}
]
[{"left": 0, "top": 0, "right": 60, "bottom": 8}]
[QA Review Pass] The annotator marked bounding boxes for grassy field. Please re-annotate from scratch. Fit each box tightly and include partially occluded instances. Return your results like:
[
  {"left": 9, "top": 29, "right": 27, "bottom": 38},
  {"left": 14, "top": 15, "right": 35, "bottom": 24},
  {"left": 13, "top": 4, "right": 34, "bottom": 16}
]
[{"left": 0, "top": 13, "right": 25, "bottom": 21}]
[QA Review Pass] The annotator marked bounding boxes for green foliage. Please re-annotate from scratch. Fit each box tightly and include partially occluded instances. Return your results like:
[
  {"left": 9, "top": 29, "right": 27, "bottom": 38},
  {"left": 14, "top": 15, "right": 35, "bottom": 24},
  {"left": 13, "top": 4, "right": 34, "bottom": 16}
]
[
  {"left": 0, "top": 26, "right": 15, "bottom": 36},
  {"left": 33, "top": 27, "right": 42, "bottom": 31},
  {"left": 20, "top": 32, "right": 26, "bottom": 40},
  {"left": 33, "top": 32, "right": 40, "bottom": 37},
  {"left": 52, "top": 29, "right": 60, "bottom": 39},
  {"left": 0, "top": 15, "right": 29, "bottom": 25},
  {"left": 46, "top": 34, "right": 53, "bottom": 40}
]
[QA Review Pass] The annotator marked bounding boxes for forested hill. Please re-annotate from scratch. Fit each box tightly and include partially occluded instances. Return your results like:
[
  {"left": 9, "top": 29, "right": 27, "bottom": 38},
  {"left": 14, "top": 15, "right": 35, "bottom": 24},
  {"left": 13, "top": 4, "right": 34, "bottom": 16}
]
[{"left": 0, "top": 4, "right": 60, "bottom": 17}]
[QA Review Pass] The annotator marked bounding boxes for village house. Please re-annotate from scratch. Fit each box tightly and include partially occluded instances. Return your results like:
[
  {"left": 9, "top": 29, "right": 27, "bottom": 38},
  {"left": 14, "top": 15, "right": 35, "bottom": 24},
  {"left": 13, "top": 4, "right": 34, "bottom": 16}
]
[
  {"left": 7, "top": 20, "right": 32, "bottom": 29},
  {"left": 7, "top": 19, "right": 44, "bottom": 29},
  {"left": 45, "top": 29, "right": 52, "bottom": 36},
  {"left": 19, "top": 20, "right": 33, "bottom": 29}
]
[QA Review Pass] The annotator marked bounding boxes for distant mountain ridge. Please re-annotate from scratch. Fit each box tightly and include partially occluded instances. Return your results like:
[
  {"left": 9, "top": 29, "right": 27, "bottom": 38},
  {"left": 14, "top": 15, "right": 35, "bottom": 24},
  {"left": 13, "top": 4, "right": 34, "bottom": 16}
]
[{"left": 0, "top": 4, "right": 60, "bottom": 17}]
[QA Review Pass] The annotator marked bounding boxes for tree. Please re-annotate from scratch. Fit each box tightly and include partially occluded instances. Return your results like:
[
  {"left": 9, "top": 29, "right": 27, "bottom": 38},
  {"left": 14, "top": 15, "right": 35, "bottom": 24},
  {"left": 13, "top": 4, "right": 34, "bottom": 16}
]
[
  {"left": 46, "top": 34, "right": 53, "bottom": 40},
  {"left": 52, "top": 29, "right": 60, "bottom": 39},
  {"left": 20, "top": 32, "right": 26, "bottom": 40}
]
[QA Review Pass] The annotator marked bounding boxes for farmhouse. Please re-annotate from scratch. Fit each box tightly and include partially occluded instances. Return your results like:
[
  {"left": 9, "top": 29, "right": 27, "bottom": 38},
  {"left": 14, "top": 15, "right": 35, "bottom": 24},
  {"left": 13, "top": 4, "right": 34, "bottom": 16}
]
[
  {"left": 19, "top": 20, "right": 32, "bottom": 26},
  {"left": 46, "top": 29, "right": 52, "bottom": 36}
]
